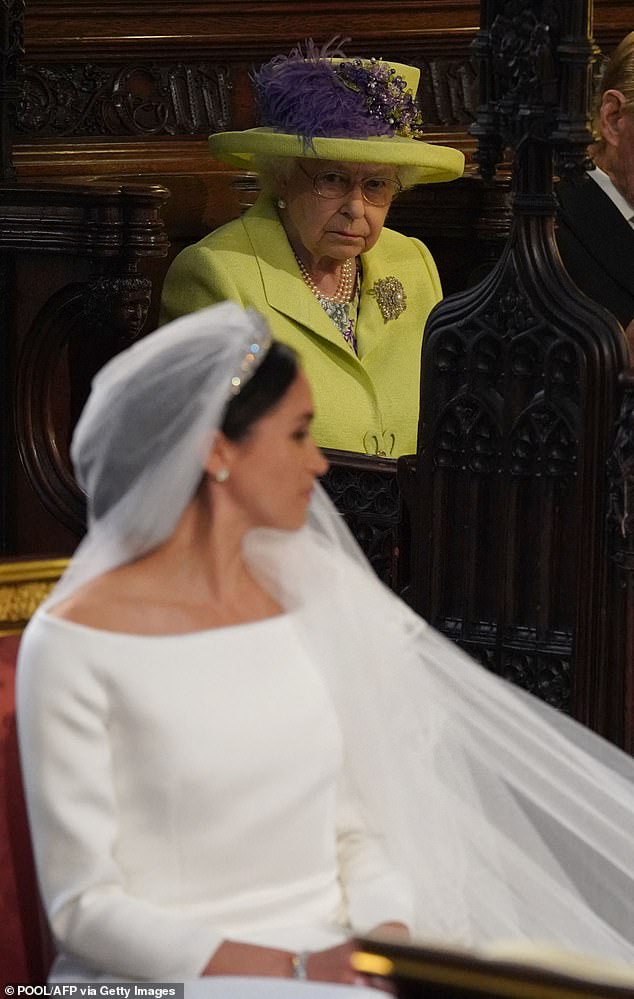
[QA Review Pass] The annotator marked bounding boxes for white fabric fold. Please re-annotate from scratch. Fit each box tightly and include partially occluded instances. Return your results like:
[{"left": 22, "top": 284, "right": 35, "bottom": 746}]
[{"left": 244, "top": 501, "right": 634, "bottom": 961}]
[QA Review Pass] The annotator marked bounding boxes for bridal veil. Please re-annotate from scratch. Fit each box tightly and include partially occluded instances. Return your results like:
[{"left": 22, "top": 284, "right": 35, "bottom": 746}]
[{"left": 40, "top": 303, "right": 634, "bottom": 963}]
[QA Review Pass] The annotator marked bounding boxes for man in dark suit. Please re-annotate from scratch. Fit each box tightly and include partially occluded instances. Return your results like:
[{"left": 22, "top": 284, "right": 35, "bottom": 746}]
[{"left": 556, "top": 31, "right": 634, "bottom": 338}]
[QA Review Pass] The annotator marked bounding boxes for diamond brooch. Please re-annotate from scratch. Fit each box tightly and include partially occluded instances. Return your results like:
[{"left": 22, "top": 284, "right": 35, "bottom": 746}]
[{"left": 370, "top": 277, "right": 407, "bottom": 323}]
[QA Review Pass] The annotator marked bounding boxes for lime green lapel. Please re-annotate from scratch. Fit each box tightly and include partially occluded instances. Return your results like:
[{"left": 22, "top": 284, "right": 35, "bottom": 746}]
[
  {"left": 242, "top": 196, "right": 360, "bottom": 359},
  {"left": 356, "top": 240, "right": 410, "bottom": 359}
]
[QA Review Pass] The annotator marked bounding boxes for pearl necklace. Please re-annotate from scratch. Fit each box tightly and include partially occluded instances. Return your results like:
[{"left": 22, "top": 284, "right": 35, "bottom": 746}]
[{"left": 294, "top": 253, "right": 356, "bottom": 305}]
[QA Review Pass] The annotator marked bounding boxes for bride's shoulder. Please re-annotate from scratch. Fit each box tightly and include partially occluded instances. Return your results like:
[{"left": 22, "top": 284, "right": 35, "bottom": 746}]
[{"left": 48, "top": 564, "right": 145, "bottom": 631}]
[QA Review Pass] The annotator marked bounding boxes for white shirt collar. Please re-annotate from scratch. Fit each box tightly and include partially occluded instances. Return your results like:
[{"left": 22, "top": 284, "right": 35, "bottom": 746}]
[{"left": 589, "top": 165, "right": 634, "bottom": 228}]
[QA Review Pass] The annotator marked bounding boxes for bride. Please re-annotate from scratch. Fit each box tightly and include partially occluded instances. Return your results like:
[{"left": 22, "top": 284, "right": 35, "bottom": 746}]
[{"left": 16, "top": 303, "right": 634, "bottom": 991}]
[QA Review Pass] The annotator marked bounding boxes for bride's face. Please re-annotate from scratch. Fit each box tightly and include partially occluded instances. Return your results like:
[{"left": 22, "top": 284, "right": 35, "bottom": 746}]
[{"left": 219, "top": 371, "right": 329, "bottom": 531}]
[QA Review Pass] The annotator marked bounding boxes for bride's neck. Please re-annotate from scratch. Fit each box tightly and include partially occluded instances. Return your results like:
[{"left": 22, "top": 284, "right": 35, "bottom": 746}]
[{"left": 146, "top": 491, "right": 250, "bottom": 602}]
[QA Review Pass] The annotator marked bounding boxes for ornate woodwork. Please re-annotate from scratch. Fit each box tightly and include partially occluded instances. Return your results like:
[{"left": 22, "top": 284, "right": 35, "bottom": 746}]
[
  {"left": 15, "top": 62, "right": 232, "bottom": 138},
  {"left": 0, "top": 0, "right": 24, "bottom": 181},
  {"left": 322, "top": 450, "right": 405, "bottom": 592},
  {"left": 401, "top": 0, "right": 633, "bottom": 749},
  {"left": 1, "top": 180, "right": 169, "bottom": 552},
  {"left": 13, "top": 55, "right": 478, "bottom": 140},
  {"left": 13, "top": 273, "right": 153, "bottom": 537},
  {"left": 607, "top": 381, "right": 634, "bottom": 745}
]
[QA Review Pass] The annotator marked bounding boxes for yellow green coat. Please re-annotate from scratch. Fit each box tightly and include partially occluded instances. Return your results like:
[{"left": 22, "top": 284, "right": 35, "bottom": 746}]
[{"left": 160, "top": 195, "right": 442, "bottom": 456}]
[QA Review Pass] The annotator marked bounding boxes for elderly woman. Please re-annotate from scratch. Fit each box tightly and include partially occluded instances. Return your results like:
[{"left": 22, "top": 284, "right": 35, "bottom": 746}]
[{"left": 160, "top": 41, "right": 464, "bottom": 456}]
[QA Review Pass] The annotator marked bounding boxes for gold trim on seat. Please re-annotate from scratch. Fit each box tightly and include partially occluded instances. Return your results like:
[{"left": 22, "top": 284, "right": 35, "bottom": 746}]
[
  {"left": 0, "top": 559, "right": 69, "bottom": 634},
  {"left": 351, "top": 940, "right": 634, "bottom": 999}
]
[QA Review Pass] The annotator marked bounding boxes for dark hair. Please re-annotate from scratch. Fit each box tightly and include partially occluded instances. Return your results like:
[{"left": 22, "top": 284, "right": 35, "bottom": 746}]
[{"left": 221, "top": 340, "right": 298, "bottom": 441}]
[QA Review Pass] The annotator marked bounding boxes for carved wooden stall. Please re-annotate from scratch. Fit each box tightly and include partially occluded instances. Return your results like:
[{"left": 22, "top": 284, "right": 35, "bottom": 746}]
[
  {"left": 401, "top": 0, "right": 634, "bottom": 751},
  {"left": 1, "top": 1, "right": 170, "bottom": 557},
  {"left": 2, "top": 182, "right": 170, "bottom": 554}
]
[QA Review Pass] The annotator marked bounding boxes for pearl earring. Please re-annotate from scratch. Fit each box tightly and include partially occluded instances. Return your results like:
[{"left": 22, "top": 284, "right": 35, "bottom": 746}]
[
  {"left": 214, "top": 469, "right": 230, "bottom": 483},
  {"left": 277, "top": 198, "right": 286, "bottom": 209}
]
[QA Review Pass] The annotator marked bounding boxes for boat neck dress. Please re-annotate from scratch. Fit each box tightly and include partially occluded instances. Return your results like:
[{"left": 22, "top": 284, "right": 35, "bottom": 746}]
[{"left": 17, "top": 609, "right": 413, "bottom": 983}]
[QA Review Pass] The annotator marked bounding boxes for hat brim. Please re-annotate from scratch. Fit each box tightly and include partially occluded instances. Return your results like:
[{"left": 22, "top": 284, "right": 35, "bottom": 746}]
[{"left": 209, "top": 128, "right": 465, "bottom": 185}]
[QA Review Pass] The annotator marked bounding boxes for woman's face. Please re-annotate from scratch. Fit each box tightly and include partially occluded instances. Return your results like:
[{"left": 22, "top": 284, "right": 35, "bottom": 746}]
[
  {"left": 215, "top": 371, "right": 329, "bottom": 531},
  {"left": 278, "top": 159, "right": 396, "bottom": 265}
]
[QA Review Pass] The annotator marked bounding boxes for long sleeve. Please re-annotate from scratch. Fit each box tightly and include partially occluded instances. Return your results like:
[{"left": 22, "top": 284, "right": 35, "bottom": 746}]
[
  {"left": 17, "top": 611, "right": 359, "bottom": 981},
  {"left": 17, "top": 617, "right": 219, "bottom": 981},
  {"left": 336, "top": 774, "right": 414, "bottom": 934},
  {"left": 160, "top": 238, "right": 253, "bottom": 326}
]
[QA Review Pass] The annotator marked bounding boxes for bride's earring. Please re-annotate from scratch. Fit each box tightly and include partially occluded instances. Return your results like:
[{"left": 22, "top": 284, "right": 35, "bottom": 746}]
[
  {"left": 277, "top": 198, "right": 286, "bottom": 209},
  {"left": 214, "top": 469, "right": 230, "bottom": 483}
]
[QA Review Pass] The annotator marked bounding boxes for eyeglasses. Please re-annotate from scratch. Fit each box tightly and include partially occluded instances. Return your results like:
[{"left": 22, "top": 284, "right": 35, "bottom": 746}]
[{"left": 296, "top": 162, "right": 402, "bottom": 206}]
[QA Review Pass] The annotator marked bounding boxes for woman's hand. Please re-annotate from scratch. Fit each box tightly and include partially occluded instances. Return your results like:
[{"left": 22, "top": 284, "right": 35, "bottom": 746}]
[
  {"left": 357, "top": 923, "right": 411, "bottom": 993},
  {"left": 203, "top": 937, "right": 392, "bottom": 988},
  {"left": 308, "top": 927, "right": 409, "bottom": 991},
  {"left": 203, "top": 927, "right": 409, "bottom": 988},
  {"left": 202, "top": 940, "right": 294, "bottom": 977},
  {"left": 304, "top": 940, "right": 358, "bottom": 984},
  {"left": 202, "top": 938, "right": 359, "bottom": 983},
  {"left": 306, "top": 940, "right": 397, "bottom": 992}
]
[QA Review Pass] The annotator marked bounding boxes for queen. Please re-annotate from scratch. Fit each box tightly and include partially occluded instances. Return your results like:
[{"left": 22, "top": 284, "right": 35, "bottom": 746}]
[{"left": 161, "top": 40, "right": 464, "bottom": 457}]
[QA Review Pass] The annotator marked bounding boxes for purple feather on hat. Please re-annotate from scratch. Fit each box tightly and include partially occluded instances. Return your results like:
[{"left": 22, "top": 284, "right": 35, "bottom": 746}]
[{"left": 253, "top": 37, "right": 412, "bottom": 145}]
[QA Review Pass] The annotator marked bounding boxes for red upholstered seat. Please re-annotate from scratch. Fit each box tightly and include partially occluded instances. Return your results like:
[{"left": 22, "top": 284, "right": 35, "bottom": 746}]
[{"left": 0, "top": 633, "right": 53, "bottom": 984}]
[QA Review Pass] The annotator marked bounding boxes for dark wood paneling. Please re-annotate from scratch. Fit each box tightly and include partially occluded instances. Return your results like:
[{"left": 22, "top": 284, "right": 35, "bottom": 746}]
[
  {"left": 400, "top": 0, "right": 634, "bottom": 751},
  {"left": 14, "top": 1, "right": 482, "bottom": 182},
  {"left": 1, "top": 181, "right": 169, "bottom": 554}
]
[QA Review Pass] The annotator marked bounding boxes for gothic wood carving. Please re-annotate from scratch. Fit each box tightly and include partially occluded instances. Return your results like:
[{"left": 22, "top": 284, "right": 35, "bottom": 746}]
[
  {"left": 1, "top": 0, "right": 25, "bottom": 179},
  {"left": 471, "top": 0, "right": 597, "bottom": 181},
  {"left": 402, "top": 0, "right": 632, "bottom": 745},
  {"left": 417, "top": 56, "right": 479, "bottom": 129},
  {"left": 15, "top": 63, "right": 232, "bottom": 138},
  {"left": 607, "top": 380, "right": 634, "bottom": 752},
  {"left": 321, "top": 450, "right": 404, "bottom": 593}
]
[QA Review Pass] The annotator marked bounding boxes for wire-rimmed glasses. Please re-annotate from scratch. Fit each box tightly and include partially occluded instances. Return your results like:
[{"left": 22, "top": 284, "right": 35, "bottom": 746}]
[{"left": 296, "top": 163, "right": 402, "bottom": 206}]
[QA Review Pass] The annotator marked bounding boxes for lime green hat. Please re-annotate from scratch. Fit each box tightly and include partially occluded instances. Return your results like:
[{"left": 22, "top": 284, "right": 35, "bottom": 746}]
[{"left": 209, "top": 41, "right": 464, "bottom": 185}]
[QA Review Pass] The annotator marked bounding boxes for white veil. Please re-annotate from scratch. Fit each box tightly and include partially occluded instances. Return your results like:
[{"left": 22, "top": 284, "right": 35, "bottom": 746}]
[
  {"left": 43, "top": 303, "right": 634, "bottom": 964},
  {"left": 41, "top": 302, "right": 271, "bottom": 609}
]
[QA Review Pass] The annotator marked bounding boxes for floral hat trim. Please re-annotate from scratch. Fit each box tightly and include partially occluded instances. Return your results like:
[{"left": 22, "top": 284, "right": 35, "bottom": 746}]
[{"left": 253, "top": 37, "right": 425, "bottom": 146}]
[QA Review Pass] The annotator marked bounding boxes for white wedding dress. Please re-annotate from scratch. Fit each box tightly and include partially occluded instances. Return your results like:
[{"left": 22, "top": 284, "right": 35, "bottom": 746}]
[
  {"left": 18, "top": 610, "right": 413, "bottom": 984},
  {"left": 17, "top": 302, "right": 634, "bottom": 990}
]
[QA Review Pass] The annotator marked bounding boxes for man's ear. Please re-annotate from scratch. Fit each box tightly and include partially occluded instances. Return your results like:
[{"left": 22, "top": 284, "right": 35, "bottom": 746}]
[{"left": 599, "top": 89, "right": 628, "bottom": 147}]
